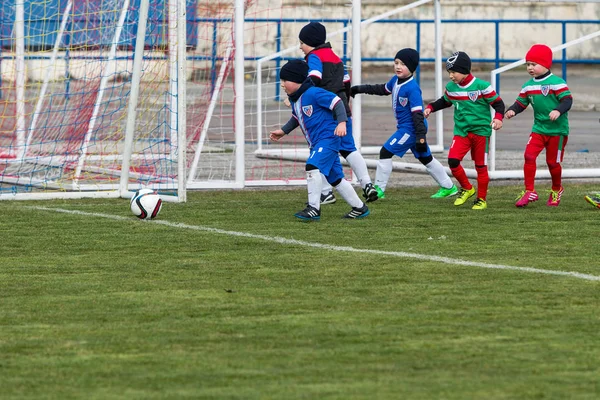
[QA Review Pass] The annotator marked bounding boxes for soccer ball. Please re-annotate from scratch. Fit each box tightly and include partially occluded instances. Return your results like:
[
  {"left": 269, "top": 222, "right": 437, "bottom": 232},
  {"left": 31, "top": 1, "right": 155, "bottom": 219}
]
[{"left": 130, "top": 188, "right": 162, "bottom": 220}]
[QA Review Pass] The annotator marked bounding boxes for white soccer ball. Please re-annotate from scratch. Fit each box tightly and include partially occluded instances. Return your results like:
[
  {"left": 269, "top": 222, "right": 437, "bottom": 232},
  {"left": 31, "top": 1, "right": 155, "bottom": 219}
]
[{"left": 130, "top": 189, "right": 162, "bottom": 220}]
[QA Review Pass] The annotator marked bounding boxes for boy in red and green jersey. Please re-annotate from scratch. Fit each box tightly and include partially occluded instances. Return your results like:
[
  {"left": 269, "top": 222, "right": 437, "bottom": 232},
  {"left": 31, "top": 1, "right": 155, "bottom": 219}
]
[
  {"left": 424, "top": 51, "right": 505, "bottom": 210},
  {"left": 505, "top": 44, "right": 573, "bottom": 208}
]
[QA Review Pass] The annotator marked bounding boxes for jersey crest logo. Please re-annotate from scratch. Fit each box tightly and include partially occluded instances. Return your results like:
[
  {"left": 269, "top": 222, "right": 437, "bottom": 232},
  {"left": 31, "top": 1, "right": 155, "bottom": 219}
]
[
  {"left": 468, "top": 91, "right": 479, "bottom": 102},
  {"left": 398, "top": 97, "right": 408, "bottom": 107},
  {"left": 541, "top": 85, "right": 550, "bottom": 96},
  {"left": 302, "top": 105, "right": 313, "bottom": 117}
]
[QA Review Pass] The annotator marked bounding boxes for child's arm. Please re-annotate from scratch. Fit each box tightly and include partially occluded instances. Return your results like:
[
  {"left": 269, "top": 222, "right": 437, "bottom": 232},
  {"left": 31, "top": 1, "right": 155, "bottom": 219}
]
[
  {"left": 424, "top": 96, "right": 452, "bottom": 118},
  {"left": 505, "top": 87, "right": 529, "bottom": 119},
  {"left": 332, "top": 100, "right": 348, "bottom": 137},
  {"left": 549, "top": 96, "right": 573, "bottom": 121},
  {"left": 270, "top": 117, "right": 299, "bottom": 141},
  {"left": 489, "top": 97, "right": 505, "bottom": 130},
  {"left": 350, "top": 84, "right": 389, "bottom": 97}
]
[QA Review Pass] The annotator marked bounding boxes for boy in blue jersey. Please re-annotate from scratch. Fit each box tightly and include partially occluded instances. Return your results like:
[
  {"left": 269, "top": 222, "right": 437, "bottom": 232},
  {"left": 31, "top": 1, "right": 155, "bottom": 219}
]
[
  {"left": 298, "top": 22, "right": 377, "bottom": 204},
  {"left": 270, "top": 59, "right": 370, "bottom": 221},
  {"left": 350, "top": 48, "right": 457, "bottom": 201}
]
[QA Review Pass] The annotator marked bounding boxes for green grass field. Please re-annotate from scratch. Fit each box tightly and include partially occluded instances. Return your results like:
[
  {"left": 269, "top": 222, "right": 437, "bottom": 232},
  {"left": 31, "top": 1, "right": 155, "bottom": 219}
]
[{"left": 1, "top": 183, "right": 599, "bottom": 399}]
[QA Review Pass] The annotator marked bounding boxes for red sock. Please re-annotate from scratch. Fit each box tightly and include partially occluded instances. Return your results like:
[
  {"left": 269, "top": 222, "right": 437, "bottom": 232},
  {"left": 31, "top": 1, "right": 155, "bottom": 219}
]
[
  {"left": 548, "top": 163, "right": 562, "bottom": 191},
  {"left": 523, "top": 158, "right": 536, "bottom": 191},
  {"left": 450, "top": 165, "right": 472, "bottom": 190},
  {"left": 475, "top": 165, "right": 489, "bottom": 200}
]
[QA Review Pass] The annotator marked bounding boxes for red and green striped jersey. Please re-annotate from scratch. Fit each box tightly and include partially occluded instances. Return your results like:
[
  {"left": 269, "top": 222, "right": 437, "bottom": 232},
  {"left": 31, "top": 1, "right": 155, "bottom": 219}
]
[
  {"left": 515, "top": 73, "right": 571, "bottom": 136},
  {"left": 443, "top": 76, "right": 500, "bottom": 137}
]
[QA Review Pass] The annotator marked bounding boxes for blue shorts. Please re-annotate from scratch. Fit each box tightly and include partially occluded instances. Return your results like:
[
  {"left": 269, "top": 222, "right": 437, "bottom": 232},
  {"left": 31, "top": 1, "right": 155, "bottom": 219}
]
[
  {"left": 383, "top": 130, "right": 431, "bottom": 159},
  {"left": 339, "top": 117, "right": 358, "bottom": 154},
  {"left": 307, "top": 141, "right": 344, "bottom": 184}
]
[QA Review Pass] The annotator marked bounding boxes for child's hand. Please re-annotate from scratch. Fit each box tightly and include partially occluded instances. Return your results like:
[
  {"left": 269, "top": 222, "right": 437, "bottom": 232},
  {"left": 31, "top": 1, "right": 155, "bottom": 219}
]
[
  {"left": 334, "top": 122, "right": 347, "bottom": 137},
  {"left": 491, "top": 119, "right": 503, "bottom": 130},
  {"left": 283, "top": 98, "right": 291, "bottom": 108},
  {"left": 549, "top": 110, "right": 561, "bottom": 121},
  {"left": 505, "top": 110, "right": 515, "bottom": 119},
  {"left": 423, "top": 108, "right": 432, "bottom": 118},
  {"left": 269, "top": 129, "right": 285, "bottom": 141}
]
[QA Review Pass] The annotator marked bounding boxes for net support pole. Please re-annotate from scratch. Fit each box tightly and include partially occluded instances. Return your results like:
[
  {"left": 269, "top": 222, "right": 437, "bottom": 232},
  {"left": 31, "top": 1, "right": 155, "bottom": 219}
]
[
  {"left": 23, "top": 0, "right": 73, "bottom": 160},
  {"left": 15, "top": 1, "right": 26, "bottom": 155},
  {"left": 119, "top": 0, "right": 150, "bottom": 197},
  {"left": 176, "top": 0, "right": 187, "bottom": 201},
  {"left": 169, "top": 0, "right": 178, "bottom": 160},
  {"left": 188, "top": 43, "right": 233, "bottom": 182},
  {"left": 234, "top": 0, "right": 245, "bottom": 187},
  {"left": 433, "top": 0, "right": 444, "bottom": 149},
  {"left": 74, "top": 0, "right": 130, "bottom": 188},
  {"left": 351, "top": 0, "right": 362, "bottom": 150}
]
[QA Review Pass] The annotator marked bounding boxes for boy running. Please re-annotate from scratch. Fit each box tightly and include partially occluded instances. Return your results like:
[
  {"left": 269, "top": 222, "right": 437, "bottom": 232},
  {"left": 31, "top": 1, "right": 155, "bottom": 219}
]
[
  {"left": 350, "top": 48, "right": 457, "bottom": 201},
  {"left": 424, "top": 51, "right": 505, "bottom": 210},
  {"left": 270, "top": 59, "right": 370, "bottom": 221},
  {"left": 298, "top": 22, "right": 377, "bottom": 203},
  {"left": 505, "top": 44, "right": 573, "bottom": 207}
]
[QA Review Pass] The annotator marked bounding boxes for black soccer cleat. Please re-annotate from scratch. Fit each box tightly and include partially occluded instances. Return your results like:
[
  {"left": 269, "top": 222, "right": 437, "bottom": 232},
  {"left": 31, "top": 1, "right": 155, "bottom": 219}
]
[
  {"left": 363, "top": 183, "right": 379, "bottom": 203},
  {"left": 294, "top": 205, "right": 321, "bottom": 221},
  {"left": 342, "top": 204, "right": 370, "bottom": 219},
  {"left": 320, "top": 191, "right": 336, "bottom": 205}
]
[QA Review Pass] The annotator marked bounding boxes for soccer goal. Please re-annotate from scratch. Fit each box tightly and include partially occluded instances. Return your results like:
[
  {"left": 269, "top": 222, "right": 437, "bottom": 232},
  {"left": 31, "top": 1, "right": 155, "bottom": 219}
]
[{"left": 0, "top": 0, "right": 187, "bottom": 201}]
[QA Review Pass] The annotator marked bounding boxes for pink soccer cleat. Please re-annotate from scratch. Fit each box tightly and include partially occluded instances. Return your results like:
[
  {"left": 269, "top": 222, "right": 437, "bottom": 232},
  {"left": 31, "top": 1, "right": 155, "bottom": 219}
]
[
  {"left": 515, "top": 190, "right": 538, "bottom": 207},
  {"left": 547, "top": 187, "right": 564, "bottom": 207}
]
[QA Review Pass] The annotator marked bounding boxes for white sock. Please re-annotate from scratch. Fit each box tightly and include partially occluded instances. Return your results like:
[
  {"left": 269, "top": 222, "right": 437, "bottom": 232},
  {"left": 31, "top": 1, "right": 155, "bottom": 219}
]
[
  {"left": 320, "top": 173, "right": 332, "bottom": 196},
  {"left": 334, "top": 178, "right": 364, "bottom": 208},
  {"left": 345, "top": 151, "right": 372, "bottom": 189},
  {"left": 374, "top": 158, "right": 393, "bottom": 192},
  {"left": 425, "top": 158, "right": 453, "bottom": 189},
  {"left": 306, "top": 169, "right": 322, "bottom": 209}
]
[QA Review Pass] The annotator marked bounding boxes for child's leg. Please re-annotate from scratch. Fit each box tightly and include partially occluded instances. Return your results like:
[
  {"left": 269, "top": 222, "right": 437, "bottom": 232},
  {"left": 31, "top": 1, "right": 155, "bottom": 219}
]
[
  {"left": 340, "top": 118, "right": 372, "bottom": 189},
  {"left": 374, "top": 132, "right": 411, "bottom": 193},
  {"left": 418, "top": 155, "right": 454, "bottom": 189},
  {"left": 545, "top": 135, "right": 568, "bottom": 191},
  {"left": 523, "top": 133, "right": 545, "bottom": 191},
  {"left": 320, "top": 174, "right": 334, "bottom": 197},
  {"left": 334, "top": 178, "right": 365, "bottom": 209},
  {"left": 327, "top": 155, "right": 366, "bottom": 210},
  {"left": 469, "top": 134, "right": 490, "bottom": 200},
  {"left": 343, "top": 150, "right": 372, "bottom": 189},
  {"left": 306, "top": 166, "right": 323, "bottom": 210},
  {"left": 374, "top": 147, "right": 395, "bottom": 192},
  {"left": 447, "top": 135, "right": 472, "bottom": 190}
]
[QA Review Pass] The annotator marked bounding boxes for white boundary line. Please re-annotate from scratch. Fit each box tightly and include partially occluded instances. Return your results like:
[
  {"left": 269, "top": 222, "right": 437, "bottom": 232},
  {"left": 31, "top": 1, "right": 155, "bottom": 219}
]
[{"left": 31, "top": 206, "right": 600, "bottom": 282}]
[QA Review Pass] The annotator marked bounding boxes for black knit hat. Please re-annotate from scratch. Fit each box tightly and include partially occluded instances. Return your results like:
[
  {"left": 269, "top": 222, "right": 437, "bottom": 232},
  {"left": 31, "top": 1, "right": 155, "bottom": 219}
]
[
  {"left": 280, "top": 59, "right": 308, "bottom": 83},
  {"left": 446, "top": 51, "right": 471, "bottom": 74},
  {"left": 395, "top": 48, "right": 419, "bottom": 73},
  {"left": 299, "top": 22, "right": 326, "bottom": 48}
]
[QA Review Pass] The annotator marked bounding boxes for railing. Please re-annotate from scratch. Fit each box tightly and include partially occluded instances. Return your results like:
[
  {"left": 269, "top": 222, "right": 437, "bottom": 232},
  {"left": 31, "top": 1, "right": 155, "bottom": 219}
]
[
  {"left": 1, "top": 17, "right": 598, "bottom": 98},
  {"left": 249, "top": 18, "right": 600, "bottom": 99}
]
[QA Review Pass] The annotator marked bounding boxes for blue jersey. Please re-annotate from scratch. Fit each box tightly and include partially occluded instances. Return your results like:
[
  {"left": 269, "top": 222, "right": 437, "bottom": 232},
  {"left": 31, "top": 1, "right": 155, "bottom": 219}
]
[
  {"left": 290, "top": 86, "right": 342, "bottom": 150},
  {"left": 384, "top": 75, "right": 427, "bottom": 133}
]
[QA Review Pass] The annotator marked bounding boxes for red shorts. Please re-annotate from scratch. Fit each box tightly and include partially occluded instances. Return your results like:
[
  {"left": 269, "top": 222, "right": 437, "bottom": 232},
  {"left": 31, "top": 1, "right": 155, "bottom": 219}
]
[
  {"left": 525, "top": 133, "right": 568, "bottom": 164},
  {"left": 448, "top": 133, "right": 489, "bottom": 166}
]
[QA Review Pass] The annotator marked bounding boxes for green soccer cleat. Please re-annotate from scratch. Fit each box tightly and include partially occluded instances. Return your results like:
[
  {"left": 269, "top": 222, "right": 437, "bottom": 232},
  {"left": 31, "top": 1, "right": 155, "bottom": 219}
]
[
  {"left": 431, "top": 184, "right": 459, "bottom": 199},
  {"left": 584, "top": 193, "right": 600, "bottom": 209},
  {"left": 374, "top": 185, "right": 386, "bottom": 200},
  {"left": 453, "top": 186, "right": 476, "bottom": 206},
  {"left": 472, "top": 198, "right": 487, "bottom": 210}
]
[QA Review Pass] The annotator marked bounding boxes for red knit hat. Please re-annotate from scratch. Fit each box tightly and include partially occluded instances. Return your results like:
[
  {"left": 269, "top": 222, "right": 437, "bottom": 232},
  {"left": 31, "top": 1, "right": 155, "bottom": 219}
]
[{"left": 525, "top": 44, "right": 553, "bottom": 69}]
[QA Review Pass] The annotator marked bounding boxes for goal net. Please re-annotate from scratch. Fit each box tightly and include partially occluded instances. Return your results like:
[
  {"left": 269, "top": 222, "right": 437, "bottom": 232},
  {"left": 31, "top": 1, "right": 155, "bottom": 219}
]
[{"left": 0, "top": 0, "right": 188, "bottom": 200}]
